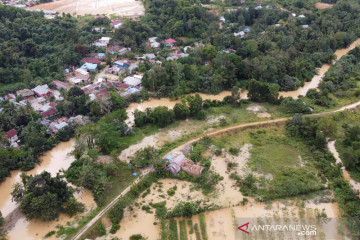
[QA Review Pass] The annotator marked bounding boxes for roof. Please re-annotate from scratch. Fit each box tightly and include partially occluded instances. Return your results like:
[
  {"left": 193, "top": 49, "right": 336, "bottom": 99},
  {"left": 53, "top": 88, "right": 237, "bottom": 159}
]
[
  {"left": 82, "top": 57, "right": 102, "bottom": 64},
  {"left": 53, "top": 80, "right": 70, "bottom": 89},
  {"left": 76, "top": 68, "right": 89, "bottom": 76},
  {"left": 100, "top": 37, "right": 111, "bottom": 41},
  {"left": 81, "top": 63, "right": 98, "bottom": 71},
  {"left": 90, "top": 53, "right": 105, "bottom": 58},
  {"left": 111, "top": 20, "right": 123, "bottom": 25},
  {"left": 6, "top": 129, "right": 18, "bottom": 139},
  {"left": 164, "top": 38, "right": 177, "bottom": 43},
  {"left": 95, "top": 88, "right": 110, "bottom": 98},
  {"left": 16, "top": 89, "right": 34, "bottom": 97},
  {"left": 123, "top": 76, "right": 141, "bottom": 86},
  {"left": 32, "top": 84, "right": 50, "bottom": 95},
  {"left": 41, "top": 108, "right": 57, "bottom": 118},
  {"left": 107, "top": 46, "right": 125, "bottom": 52},
  {"left": 243, "top": 28, "right": 250, "bottom": 32}
]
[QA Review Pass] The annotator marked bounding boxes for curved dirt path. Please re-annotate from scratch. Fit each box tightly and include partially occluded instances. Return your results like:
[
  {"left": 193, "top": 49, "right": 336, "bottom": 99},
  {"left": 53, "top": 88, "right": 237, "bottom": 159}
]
[{"left": 71, "top": 100, "right": 360, "bottom": 240}]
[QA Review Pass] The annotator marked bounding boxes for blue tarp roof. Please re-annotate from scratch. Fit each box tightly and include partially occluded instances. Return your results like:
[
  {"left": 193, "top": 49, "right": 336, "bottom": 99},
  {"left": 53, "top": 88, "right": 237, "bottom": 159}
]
[
  {"left": 166, "top": 154, "right": 174, "bottom": 160},
  {"left": 243, "top": 28, "right": 250, "bottom": 31},
  {"left": 81, "top": 63, "right": 97, "bottom": 71}
]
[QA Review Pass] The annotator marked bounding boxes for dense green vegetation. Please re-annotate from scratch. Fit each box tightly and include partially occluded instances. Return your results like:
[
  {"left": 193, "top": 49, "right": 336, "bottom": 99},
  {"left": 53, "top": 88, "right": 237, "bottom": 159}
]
[
  {"left": 286, "top": 113, "right": 360, "bottom": 236},
  {"left": 0, "top": 6, "right": 98, "bottom": 94},
  {"left": 11, "top": 171, "right": 84, "bottom": 221}
]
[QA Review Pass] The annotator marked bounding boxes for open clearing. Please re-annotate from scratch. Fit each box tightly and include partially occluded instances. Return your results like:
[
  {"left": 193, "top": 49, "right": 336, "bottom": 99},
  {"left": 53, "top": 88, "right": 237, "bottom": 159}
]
[
  {"left": 315, "top": 2, "right": 333, "bottom": 9},
  {"left": 28, "top": 0, "right": 145, "bottom": 17}
]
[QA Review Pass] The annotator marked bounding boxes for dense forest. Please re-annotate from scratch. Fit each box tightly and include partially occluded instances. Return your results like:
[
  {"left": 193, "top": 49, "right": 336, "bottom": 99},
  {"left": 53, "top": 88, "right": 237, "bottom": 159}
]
[{"left": 0, "top": 6, "right": 98, "bottom": 94}]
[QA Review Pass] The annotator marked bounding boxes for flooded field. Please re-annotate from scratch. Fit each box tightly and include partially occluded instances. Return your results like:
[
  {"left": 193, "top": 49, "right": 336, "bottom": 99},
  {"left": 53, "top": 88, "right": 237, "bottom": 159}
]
[
  {"left": 0, "top": 139, "right": 97, "bottom": 240},
  {"left": 28, "top": 0, "right": 145, "bottom": 17}
]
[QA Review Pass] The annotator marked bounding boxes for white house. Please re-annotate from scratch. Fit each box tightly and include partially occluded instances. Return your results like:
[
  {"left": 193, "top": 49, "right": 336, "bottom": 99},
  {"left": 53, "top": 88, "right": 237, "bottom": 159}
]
[
  {"left": 234, "top": 31, "right": 245, "bottom": 38},
  {"left": 220, "top": 16, "right": 225, "bottom": 23},
  {"left": 123, "top": 76, "right": 141, "bottom": 87},
  {"left": 148, "top": 37, "right": 158, "bottom": 43},
  {"left": 151, "top": 42, "right": 160, "bottom": 48}
]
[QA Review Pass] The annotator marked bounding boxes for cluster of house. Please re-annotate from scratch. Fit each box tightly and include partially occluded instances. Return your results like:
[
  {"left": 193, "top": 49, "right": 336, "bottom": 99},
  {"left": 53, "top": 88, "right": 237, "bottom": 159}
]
[
  {"left": 0, "top": 83, "right": 90, "bottom": 148},
  {"left": 165, "top": 152, "right": 204, "bottom": 177},
  {"left": 148, "top": 37, "right": 178, "bottom": 48},
  {"left": 1, "top": 0, "right": 36, "bottom": 8}
]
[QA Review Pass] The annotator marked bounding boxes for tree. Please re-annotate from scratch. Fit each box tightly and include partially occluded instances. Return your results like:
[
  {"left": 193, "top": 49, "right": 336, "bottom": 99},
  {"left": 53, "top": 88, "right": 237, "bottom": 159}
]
[
  {"left": 131, "top": 147, "right": 160, "bottom": 167},
  {"left": 11, "top": 172, "right": 83, "bottom": 221},
  {"left": 173, "top": 99, "right": 190, "bottom": 119},
  {"left": 186, "top": 94, "right": 203, "bottom": 117},
  {"left": 151, "top": 106, "right": 174, "bottom": 127}
]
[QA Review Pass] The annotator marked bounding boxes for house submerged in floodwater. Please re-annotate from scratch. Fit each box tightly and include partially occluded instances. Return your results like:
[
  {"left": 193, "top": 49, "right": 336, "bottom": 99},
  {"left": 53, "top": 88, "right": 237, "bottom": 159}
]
[{"left": 165, "top": 152, "right": 204, "bottom": 177}]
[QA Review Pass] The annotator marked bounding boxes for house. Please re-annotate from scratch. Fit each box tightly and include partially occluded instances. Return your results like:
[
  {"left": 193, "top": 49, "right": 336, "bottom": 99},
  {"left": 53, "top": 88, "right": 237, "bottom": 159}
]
[
  {"left": 243, "top": 28, "right": 250, "bottom": 32},
  {"left": 255, "top": 5, "right": 262, "bottom": 10},
  {"left": 184, "top": 46, "right": 193, "bottom": 53},
  {"left": 75, "top": 68, "right": 90, "bottom": 81},
  {"left": 128, "top": 63, "right": 139, "bottom": 74},
  {"left": 219, "top": 16, "right": 225, "bottom": 23},
  {"left": 53, "top": 80, "right": 71, "bottom": 90},
  {"left": 298, "top": 15, "right": 305, "bottom": 18},
  {"left": 234, "top": 31, "right": 245, "bottom": 38},
  {"left": 150, "top": 42, "right": 160, "bottom": 48},
  {"left": 167, "top": 50, "right": 189, "bottom": 61},
  {"left": 90, "top": 53, "right": 105, "bottom": 59},
  {"left": 137, "top": 53, "right": 156, "bottom": 60},
  {"left": 5, "top": 93, "right": 15, "bottom": 100},
  {"left": 181, "top": 159, "right": 204, "bottom": 177},
  {"left": 32, "top": 84, "right": 52, "bottom": 97},
  {"left": 111, "top": 20, "right": 123, "bottom": 29},
  {"left": 40, "top": 105, "right": 52, "bottom": 112},
  {"left": 148, "top": 37, "right": 157, "bottom": 43},
  {"left": 163, "top": 38, "right": 177, "bottom": 47},
  {"left": 81, "top": 63, "right": 98, "bottom": 71},
  {"left": 123, "top": 76, "right": 141, "bottom": 87},
  {"left": 16, "top": 89, "right": 34, "bottom": 99},
  {"left": 95, "top": 88, "right": 110, "bottom": 99},
  {"left": 92, "top": 37, "right": 111, "bottom": 48},
  {"left": 106, "top": 66, "right": 122, "bottom": 75},
  {"left": 82, "top": 57, "right": 102, "bottom": 64},
  {"left": 68, "top": 77, "right": 85, "bottom": 85},
  {"left": 49, "top": 121, "right": 68, "bottom": 133},
  {"left": 107, "top": 46, "right": 129, "bottom": 55},
  {"left": 114, "top": 59, "right": 131, "bottom": 68},
  {"left": 6, "top": 129, "right": 18, "bottom": 142},
  {"left": 41, "top": 108, "right": 57, "bottom": 118},
  {"left": 302, "top": 24, "right": 309, "bottom": 29}
]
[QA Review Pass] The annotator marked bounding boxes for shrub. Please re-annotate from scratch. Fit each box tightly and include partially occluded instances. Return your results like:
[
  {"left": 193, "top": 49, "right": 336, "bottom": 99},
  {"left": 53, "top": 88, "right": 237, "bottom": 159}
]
[{"left": 229, "top": 147, "right": 239, "bottom": 155}]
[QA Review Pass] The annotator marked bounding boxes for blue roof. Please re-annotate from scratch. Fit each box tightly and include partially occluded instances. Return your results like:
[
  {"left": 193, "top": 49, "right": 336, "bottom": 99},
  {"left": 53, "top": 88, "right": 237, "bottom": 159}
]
[
  {"left": 98, "top": 53, "right": 105, "bottom": 57},
  {"left": 243, "top": 28, "right": 250, "bottom": 31},
  {"left": 132, "top": 172, "right": 138, "bottom": 176},
  {"left": 166, "top": 154, "right": 174, "bottom": 160},
  {"left": 128, "top": 87, "right": 140, "bottom": 93},
  {"left": 81, "top": 63, "right": 97, "bottom": 71}
]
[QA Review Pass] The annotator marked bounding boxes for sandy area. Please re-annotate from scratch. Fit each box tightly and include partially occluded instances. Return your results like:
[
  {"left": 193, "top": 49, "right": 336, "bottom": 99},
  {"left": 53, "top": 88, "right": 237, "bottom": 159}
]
[
  {"left": 28, "top": 0, "right": 145, "bottom": 17},
  {"left": 315, "top": 2, "right": 333, "bottom": 9}
]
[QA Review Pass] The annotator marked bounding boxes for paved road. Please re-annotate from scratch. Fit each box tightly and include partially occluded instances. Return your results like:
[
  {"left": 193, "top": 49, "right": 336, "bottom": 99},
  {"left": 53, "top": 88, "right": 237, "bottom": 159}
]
[{"left": 71, "top": 100, "right": 360, "bottom": 240}]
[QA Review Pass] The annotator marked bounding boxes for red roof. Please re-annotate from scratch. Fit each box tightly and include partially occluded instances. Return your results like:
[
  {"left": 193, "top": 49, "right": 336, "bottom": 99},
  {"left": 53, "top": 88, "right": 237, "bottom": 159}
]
[
  {"left": 41, "top": 108, "right": 57, "bottom": 118},
  {"left": 164, "top": 38, "right": 177, "bottom": 43},
  {"left": 111, "top": 20, "right": 123, "bottom": 25},
  {"left": 95, "top": 89, "right": 110, "bottom": 99},
  {"left": 6, "top": 129, "right": 18, "bottom": 139},
  {"left": 106, "top": 81, "right": 130, "bottom": 89},
  {"left": 82, "top": 58, "right": 102, "bottom": 64},
  {"left": 49, "top": 102, "right": 57, "bottom": 108}
]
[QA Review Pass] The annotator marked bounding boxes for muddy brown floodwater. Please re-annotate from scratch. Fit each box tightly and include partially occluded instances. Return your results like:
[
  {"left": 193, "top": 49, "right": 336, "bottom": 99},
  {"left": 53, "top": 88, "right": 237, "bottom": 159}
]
[{"left": 0, "top": 139, "right": 96, "bottom": 240}]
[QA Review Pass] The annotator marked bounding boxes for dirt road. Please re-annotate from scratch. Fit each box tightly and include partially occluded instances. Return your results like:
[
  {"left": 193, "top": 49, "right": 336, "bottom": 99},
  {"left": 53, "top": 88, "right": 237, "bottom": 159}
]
[{"left": 70, "top": 100, "right": 360, "bottom": 240}]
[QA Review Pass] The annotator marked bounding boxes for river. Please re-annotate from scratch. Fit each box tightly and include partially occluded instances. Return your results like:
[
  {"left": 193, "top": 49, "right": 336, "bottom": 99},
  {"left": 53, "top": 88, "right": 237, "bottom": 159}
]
[
  {"left": 0, "top": 139, "right": 96, "bottom": 240},
  {"left": 126, "top": 37, "right": 360, "bottom": 125}
]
